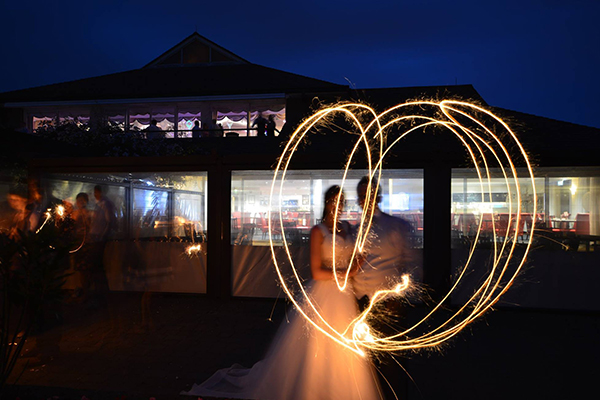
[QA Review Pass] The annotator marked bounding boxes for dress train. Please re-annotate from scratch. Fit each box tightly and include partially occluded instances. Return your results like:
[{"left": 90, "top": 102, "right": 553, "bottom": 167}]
[{"left": 183, "top": 280, "right": 381, "bottom": 400}]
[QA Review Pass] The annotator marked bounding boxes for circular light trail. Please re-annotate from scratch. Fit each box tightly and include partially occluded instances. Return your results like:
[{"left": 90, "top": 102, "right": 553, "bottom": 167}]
[{"left": 268, "top": 100, "right": 537, "bottom": 356}]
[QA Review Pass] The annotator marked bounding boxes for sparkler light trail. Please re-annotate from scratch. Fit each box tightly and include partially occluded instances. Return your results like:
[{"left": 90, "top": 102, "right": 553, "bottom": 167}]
[
  {"left": 186, "top": 244, "right": 203, "bottom": 256},
  {"left": 35, "top": 208, "right": 53, "bottom": 234},
  {"left": 268, "top": 100, "right": 537, "bottom": 356}
]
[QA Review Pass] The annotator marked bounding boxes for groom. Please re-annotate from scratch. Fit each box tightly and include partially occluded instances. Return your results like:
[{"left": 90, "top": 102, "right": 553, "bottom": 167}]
[
  {"left": 353, "top": 176, "right": 414, "bottom": 312},
  {"left": 353, "top": 176, "right": 415, "bottom": 399}
]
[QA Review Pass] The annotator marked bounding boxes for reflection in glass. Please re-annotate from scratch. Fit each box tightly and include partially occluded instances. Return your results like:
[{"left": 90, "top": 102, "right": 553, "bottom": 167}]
[
  {"left": 47, "top": 179, "right": 127, "bottom": 238},
  {"left": 133, "top": 189, "right": 169, "bottom": 238},
  {"left": 43, "top": 172, "right": 208, "bottom": 294},
  {"left": 450, "top": 168, "right": 600, "bottom": 310},
  {"left": 231, "top": 170, "right": 424, "bottom": 297},
  {"left": 450, "top": 170, "right": 543, "bottom": 246}
]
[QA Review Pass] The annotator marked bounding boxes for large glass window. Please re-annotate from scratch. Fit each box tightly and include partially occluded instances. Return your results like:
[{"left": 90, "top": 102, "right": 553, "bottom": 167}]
[
  {"left": 451, "top": 170, "right": 544, "bottom": 246},
  {"left": 106, "top": 110, "right": 126, "bottom": 131},
  {"left": 178, "top": 110, "right": 202, "bottom": 138},
  {"left": 32, "top": 114, "right": 57, "bottom": 132},
  {"left": 231, "top": 169, "right": 424, "bottom": 297},
  {"left": 45, "top": 178, "right": 127, "bottom": 238},
  {"left": 450, "top": 167, "right": 600, "bottom": 310},
  {"left": 217, "top": 111, "right": 248, "bottom": 136},
  {"left": 133, "top": 188, "right": 169, "bottom": 237},
  {"left": 250, "top": 108, "right": 285, "bottom": 136},
  {"left": 547, "top": 176, "right": 600, "bottom": 236},
  {"left": 152, "top": 107, "right": 175, "bottom": 137},
  {"left": 129, "top": 110, "right": 151, "bottom": 131},
  {"left": 42, "top": 172, "right": 208, "bottom": 294},
  {"left": 58, "top": 109, "right": 91, "bottom": 129}
]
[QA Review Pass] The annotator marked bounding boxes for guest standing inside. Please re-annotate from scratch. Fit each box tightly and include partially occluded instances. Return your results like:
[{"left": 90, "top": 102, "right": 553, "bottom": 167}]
[
  {"left": 252, "top": 113, "right": 268, "bottom": 137},
  {"left": 266, "top": 114, "right": 278, "bottom": 137},
  {"left": 191, "top": 120, "right": 202, "bottom": 138},
  {"left": 87, "top": 185, "right": 116, "bottom": 308},
  {"left": 145, "top": 119, "right": 164, "bottom": 139},
  {"left": 71, "top": 192, "right": 92, "bottom": 301}
]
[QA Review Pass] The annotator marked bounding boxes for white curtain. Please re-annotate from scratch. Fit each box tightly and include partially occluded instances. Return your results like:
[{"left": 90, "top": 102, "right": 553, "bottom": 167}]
[{"left": 232, "top": 245, "right": 311, "bottom": 297}]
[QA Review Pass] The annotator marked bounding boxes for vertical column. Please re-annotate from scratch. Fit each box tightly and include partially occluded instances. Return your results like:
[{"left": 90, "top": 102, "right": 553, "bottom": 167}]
[
  {"left": 590, "top": 177, "right": 600, "bottom": 236},
  {"left": 247, "top": 103, "right": 251, "bottom": 137},
  {"left": 544, "top": 175, "right": 550, "bottom": 226},
  {"left": 423, "top": 161, "right": 452, "bottom": 302},
  {"left": 220, "top": 167, "right": 233, "bottom": 298},
  {"left": 168, "top": 189, "right": 174, "bottom": 238},
  {"left": 174, "top": 105, "right": 179, "bottom": 138},
  {"left": 126, "top": 182, "right": 133, "bottom": 239},
  {"left": 206, "top": 161, "right": 231, "bottom": 298}
]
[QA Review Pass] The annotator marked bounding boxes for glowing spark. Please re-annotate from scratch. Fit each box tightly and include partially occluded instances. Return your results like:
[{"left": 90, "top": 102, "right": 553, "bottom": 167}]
[
  {"left": 36, "top": 209, "right": 52, "bottom": 234},
  {"left": 56, "top": 204, "right": 65, "bottom": 218},
  {"left": 570, "top": 183, "right": 577, "bottom": 195},
  {"left": 268, "top": 100, "right": 537, "bottom": 356},
  {"left": 186, "top": 244, "right": 202, "bottom": 256},
  {"left": 69, "top": 231, "right": 86, "bottom": 254}
]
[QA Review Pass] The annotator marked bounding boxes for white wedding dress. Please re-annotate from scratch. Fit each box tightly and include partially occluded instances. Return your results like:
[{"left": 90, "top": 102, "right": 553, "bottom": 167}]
[{"left": 182, "top": 224, "right": 381, "bottom": 400}]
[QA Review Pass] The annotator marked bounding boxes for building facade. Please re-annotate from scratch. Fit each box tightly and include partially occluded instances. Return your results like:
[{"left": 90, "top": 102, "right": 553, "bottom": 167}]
[{"left": 1, "top": 33, "right": 599, "bottom": 311}]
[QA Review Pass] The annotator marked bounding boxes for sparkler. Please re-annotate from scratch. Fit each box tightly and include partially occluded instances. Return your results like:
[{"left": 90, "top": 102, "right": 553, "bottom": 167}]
[
  {"left": 186, "top": 244, "right": 203, "bottom": 256},
  {"left": 56, "top": 204, "right": 65, "bottom": 218},
  {"left": 35, "top": 208, "right": 53, "bottom": 234},
  {"left": 268, "top": 100, "right": 536, "bottom": 356}
]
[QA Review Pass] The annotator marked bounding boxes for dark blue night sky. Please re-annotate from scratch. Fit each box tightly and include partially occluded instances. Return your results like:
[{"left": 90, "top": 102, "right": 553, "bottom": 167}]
[{"left": 1, "top": 0, "right": 598, "bottom": 128}]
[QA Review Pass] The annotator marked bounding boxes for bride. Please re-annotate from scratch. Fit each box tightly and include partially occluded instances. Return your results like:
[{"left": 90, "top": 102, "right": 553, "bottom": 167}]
[{"left": 183, "top": 185, "right": 382, "bottom": 400}]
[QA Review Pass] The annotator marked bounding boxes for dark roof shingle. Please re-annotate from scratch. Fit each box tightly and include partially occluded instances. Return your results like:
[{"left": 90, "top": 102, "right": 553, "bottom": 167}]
[{"left": 0, "top": 64, "right": 347, "bottom": 104}]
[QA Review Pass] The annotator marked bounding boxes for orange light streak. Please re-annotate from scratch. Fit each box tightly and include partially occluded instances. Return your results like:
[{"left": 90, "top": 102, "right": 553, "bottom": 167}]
[
  {"left": 186, "top": 244, "right": 203, "bottom": 256},
  {"left": 268, "top": 100, "right": 536, "bottom": 356}
]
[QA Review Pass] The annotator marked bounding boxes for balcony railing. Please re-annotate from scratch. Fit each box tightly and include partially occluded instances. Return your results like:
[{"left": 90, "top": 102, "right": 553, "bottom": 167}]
[{"left": 142, "top": 127, "right": 280, "bottom": 138}]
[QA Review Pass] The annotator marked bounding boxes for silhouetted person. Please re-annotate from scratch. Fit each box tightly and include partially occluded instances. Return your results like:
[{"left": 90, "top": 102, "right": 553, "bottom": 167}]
[
  {"left": 72, "top": 192, "right": 91, "bottom": 301},
  {"left": 278, "top": 122, "right": 291, "bottom": 142},
  {"left": 209, "top": 119, "right": 224, "bottom": 137},
  {"left": 145, "top": 119, "right": 164, "bottom": 139},
  {"left": 87, "top": 185, "right": 116, "bottom": 308},
  {"left": 253, "top": 113, "right": 268, "bottom": 137},
  {"left": 216, "top": 119, "right": 224, "bottom": 137},
  {"left": 191, "top": 120, "right": 202, "bottom": 138},
  {"left": 266, "top": 115, "right": 277, "bottom": 137},
  {"left": 3, "top": 186, "right": 28, "bottom": 239},
  {"left": 25, "top": 178, "right": 47, "bottom": 232}
]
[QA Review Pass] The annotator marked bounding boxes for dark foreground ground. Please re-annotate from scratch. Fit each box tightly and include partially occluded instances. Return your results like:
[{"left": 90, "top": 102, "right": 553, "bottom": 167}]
[{"left": 4, "top": 291, "right": 599, "bottom": 400}]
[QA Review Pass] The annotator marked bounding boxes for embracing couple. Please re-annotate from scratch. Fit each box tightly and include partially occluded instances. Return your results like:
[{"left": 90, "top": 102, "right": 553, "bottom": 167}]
[{"left": 184, "top": 176, "right": 414, "bottom": 400}]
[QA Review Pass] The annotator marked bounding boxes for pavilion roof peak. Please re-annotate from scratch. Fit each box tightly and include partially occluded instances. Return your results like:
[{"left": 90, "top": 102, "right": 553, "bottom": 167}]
[{"left": 144, "top": 32, "right": 249, "bottom": 68}]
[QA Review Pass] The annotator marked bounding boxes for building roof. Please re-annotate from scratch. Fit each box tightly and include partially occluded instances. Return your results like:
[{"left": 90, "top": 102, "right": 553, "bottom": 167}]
[
  {"left": 353, "top": 85, "right": 487, "bottom": 108},
  {"left": 143, "top": 32, "right": 249, "bottom": 67},
  {"left": 0, "top": 63, "right": 347, "bottom": 105},
  {"left": 490, "top": 107, "right": 600, "bottom": 166},
  {"left": 0, "top": 32, "right": 347, "bottom": 105}
]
